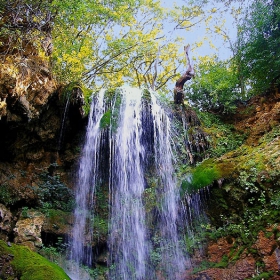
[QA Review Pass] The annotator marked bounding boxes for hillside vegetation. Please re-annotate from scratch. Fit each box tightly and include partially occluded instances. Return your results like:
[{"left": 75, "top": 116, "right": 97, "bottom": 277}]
[{"left": 0, "top": 0, "right": 279, "bottom": 279}]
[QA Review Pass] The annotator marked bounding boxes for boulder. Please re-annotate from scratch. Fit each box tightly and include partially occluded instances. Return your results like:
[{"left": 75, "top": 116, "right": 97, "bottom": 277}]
[{"left": 14, "top": 209, "right": 45, "bottom": 250}]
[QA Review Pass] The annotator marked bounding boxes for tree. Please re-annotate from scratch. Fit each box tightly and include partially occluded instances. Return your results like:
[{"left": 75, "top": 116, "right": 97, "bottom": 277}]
[
  {"left": 184, "top": 56, "right": 240, "bottom": 113},
  {"left": 50, "top": 0, "right": 145, "bottom": 84},
  {"left": 235, "top": 0, "right": 280, "bottom": 94}
]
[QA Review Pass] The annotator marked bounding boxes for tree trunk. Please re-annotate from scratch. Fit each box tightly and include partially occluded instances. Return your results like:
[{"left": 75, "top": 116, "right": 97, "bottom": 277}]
[{"left": 174, "top": 45, "right": 195, "bottom": 104}]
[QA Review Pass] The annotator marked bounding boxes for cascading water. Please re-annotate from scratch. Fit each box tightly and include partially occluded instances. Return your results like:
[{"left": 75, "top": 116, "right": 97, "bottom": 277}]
[
  {"left": 151, "top": 94, "right": 188, "bottom": 279},
  {"left": 109, "top": 88, "right": 149, "bottom": 279},
  {"left": 183, "top": 185, "right": 210, "bottom": 256},
  {"left": 69, "top": 89, "right": 106, "bottom": 279},
  {"left": 69, "top": 86, "right": 192, "bottom": 279}
]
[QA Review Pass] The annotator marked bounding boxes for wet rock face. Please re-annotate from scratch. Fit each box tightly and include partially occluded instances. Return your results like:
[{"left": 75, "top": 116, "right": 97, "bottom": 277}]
[
  {"left": 253, "top": 228, "right": 280, "bottom": 276},
  {"left": 173, "top": 105, "right": 209, "bottom": 164},
  {"left": 14, "top": 209, "right": 45, "bottom": 250},
  {"left": 0, "top": 55, "right": 86, "bottom": 163},
  {"left": 207, "top": 238, "right": 234, "bottom": 263},
  {"left": 0, "top": 204, "right": 13, "bottom": 241},
  {"left": 227, "top": 89, "right": 280, "bottom": 146}
]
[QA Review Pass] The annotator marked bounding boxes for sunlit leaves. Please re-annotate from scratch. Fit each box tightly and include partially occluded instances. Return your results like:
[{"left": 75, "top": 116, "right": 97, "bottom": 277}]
[
  {"left": 185, "top": 56, "right": 240, "bottom": 113},
  {"left": 235, "top": 0, "right": 280, "bottom": 93},
  {"left": 51, "top": 0, "right": 143, "bottom": 84}
]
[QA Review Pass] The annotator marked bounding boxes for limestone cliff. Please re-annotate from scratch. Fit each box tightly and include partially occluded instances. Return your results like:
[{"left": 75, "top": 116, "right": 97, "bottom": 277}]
[{"left": 0, "top": 37, "right": 86, "bottom": 257}]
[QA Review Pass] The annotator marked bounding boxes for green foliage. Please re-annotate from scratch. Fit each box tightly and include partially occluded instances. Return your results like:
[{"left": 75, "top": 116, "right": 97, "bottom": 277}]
[
  {"left": 93, "top": 216, "right": 108, "bottom": 238},
  {"left": 236, "top": 0, "right": 280, "bottom": 94},
  {"left": 50, "top": 0, "right": 171, "bottom": 87},
  {"left": 196, "top": 111, "right": 246, "bottom": 157},
  {"left": 205, "top": 178, "right": 280, "bottom": 247},
  {"left": 196, "top": 120, "right": 280, "bottom": 251},
  {"left": 181, "top": 160, "right": 221, "bottom": 193},
  {"left": 185, "top": 57, "right": 241, "bottom": 113},
  {"left": 271, "top": 191, "right": 280, "bottom": 208},
  {"left": 0, "top": 184, "right": 17, "bottom": 206},
  {"left": 191, "top": 260, "right": 210, "bottom": 274},
  {"left": 21, "top": 207, "right": 31, "bottom": 218},
  {"left": 0, "top": 240, "right": 70, "bottom": 280},
  {"left": 0, "top": 0, "right": 53, "bottom": 55},
  {"left": 84, "top": 264, "right": 108, "bottom": 279},
  {"left": 99, "top": 89, "right": 122, "bottom": 131},
  {"left": 258, "top": 126, "right": 280, "bottom": 144},
  {"left": 191, "top": 259, "right": 228, "bottom": 274},
  {"left": 39, "top": 235, "right": 69, "bottom": 264},
  {"left": 100, "top": 110, "right": 112, "bottom": 129},
  {"left": 150, "top": 248, "right": 162, "bottom": 266},
  {"left": 214, "top": 255, "right": 229, "bottom": 268},
  {"left": 29, "top": 167, "right": 74, "bottom": 211},
  {"left": 143, "top": 185, "right": 157, "bottom": 213}
]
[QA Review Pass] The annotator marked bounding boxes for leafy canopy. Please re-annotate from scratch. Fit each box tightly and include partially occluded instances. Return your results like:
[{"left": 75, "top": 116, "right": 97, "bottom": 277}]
[
  {"left": 185, "top": 56, "right": 240, "bottom": 113},
  {"left": 236, "top": 0, "right": 280, "bottom": 94}
]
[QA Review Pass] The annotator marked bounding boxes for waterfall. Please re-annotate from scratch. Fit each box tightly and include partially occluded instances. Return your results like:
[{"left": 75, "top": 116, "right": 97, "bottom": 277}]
[
  {"left": 150, "top": 94, "right": 188, "bottom": 279},
  {"left": 109, "top": 87, "right": 149, "bottom": 279},
  {"left": 184, "top": 186, "right": 209, "bottom": 256},
  {"left": 69, "top": 89, "right": 106, "bottom": 279},
  {"left": 69, "top": 86, "right": 190, "bottom": 279}
]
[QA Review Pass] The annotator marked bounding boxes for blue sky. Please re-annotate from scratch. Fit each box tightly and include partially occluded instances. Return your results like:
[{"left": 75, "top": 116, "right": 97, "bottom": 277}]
[{"left": 160, "top": 0, "right": 252, "bottom": 61}]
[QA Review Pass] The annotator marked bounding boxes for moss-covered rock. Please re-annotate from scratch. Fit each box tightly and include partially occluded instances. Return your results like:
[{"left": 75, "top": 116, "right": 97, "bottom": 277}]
[
  {"left": 43, "top": 209, "right": 72, "bottom": 232},
  {"left": 0, "top": 240, "right": 70, "bottom": 280}
]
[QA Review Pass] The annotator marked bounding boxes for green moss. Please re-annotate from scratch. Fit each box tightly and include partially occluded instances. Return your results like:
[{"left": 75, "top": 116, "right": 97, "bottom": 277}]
[
  {"left": 100, "top": 110, "right": 112, "bottom": 129},
  {"left": 0, "top": 240, "right": 70, "bottom": 280},
  {"left": 189, "top": 166, "right": 215, "bottom": 189},
  {"left": 99, "top": 89, "right": 122, "bottom": 131},
  {"left": 93, "top": 216, "right": 108, "bottom": 238},
  {"left": 143, "top": 183, "right": 158, "bottom": 213},
  {"left": 182, "top": 159, "right": 222, "bottom": 193},
  {"left": 196, "top": 111, "right": 246, "bottom": 157},
  {"left": 44, "top": 209, "right": 71, "bottom": 231}
]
